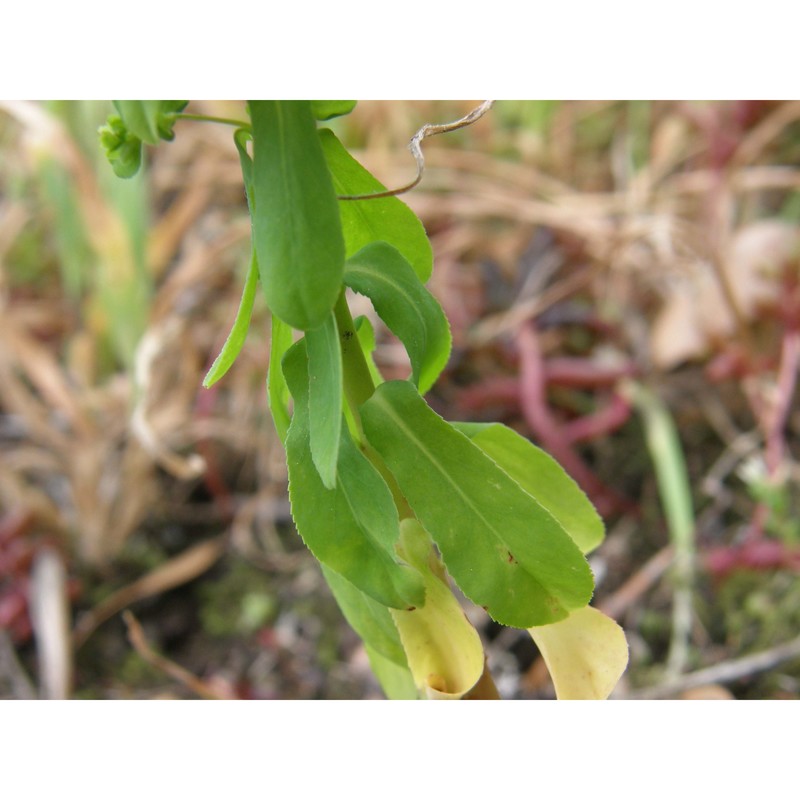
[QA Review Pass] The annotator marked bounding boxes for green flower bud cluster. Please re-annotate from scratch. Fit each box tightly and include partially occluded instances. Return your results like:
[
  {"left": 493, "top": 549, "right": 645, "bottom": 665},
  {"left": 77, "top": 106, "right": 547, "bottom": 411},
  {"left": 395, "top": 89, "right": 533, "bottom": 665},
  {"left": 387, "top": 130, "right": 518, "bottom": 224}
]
[{"left": 99, "top": 100, "right": 188, "bottom": 178}]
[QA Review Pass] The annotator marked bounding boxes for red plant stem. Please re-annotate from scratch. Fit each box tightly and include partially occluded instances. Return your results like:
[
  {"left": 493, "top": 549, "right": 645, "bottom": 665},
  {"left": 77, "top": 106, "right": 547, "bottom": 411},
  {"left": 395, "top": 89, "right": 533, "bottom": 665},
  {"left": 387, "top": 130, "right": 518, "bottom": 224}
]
[
  {"left": 543, "top": 358, "right": 637, "bottom": 388},
  {"left": 457, "top": 377, "right": 520, "bottom": 412},
  {"left": 704, "top": 538, "right": 800, "bottom": 578},
  {"left": 457, "top": 360, "right": 636, "bottom": 414},
  {"left": 516, "top": 323, "right": 630, "bottom": 517},
  {"left": 765, "top": 329, "right": 800, "bottom": 476},
  {"left": 561, "top": 392, "right": 632, "bottom": 444}
]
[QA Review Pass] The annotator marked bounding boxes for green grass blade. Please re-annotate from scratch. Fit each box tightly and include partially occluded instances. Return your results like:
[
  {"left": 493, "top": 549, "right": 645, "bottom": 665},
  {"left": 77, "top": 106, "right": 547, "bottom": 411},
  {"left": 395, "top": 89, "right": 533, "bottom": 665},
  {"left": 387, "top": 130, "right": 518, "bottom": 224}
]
[
  {"left": 626, "top": 380, "right": 695, "bottom": 676},
  {"left": 37, "top": 158, "right": 94, "bottom": 300}
]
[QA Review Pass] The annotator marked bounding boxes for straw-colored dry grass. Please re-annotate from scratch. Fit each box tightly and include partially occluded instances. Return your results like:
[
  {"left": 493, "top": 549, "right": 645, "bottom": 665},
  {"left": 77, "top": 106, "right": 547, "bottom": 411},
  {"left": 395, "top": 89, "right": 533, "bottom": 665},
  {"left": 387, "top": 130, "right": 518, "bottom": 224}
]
[{"left": 1, "top": 100, "right": 799, "bottom": 699}]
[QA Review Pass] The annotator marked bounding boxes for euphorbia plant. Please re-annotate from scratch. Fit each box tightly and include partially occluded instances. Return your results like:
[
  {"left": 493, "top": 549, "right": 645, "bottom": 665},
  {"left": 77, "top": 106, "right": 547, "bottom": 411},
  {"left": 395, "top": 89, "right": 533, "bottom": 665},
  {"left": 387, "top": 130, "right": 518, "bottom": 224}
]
[{"left": 101, "top": 100, "right": 628, "bottom": 699}]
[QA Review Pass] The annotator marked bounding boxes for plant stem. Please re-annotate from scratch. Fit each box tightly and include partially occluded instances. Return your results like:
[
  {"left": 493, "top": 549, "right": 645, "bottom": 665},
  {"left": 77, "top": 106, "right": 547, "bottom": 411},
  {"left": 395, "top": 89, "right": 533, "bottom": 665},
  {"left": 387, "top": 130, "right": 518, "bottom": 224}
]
[
  {"left": 333, "top": 291, "right": 414, "bottom": 519},
  {"left": 178, "top": 113, "right": 251, "bottom": 131},
  {"left": 334, "top": 291, "right": 376, "bottom": 410},
  {"left": 465, "top": 661, "right": 502, "bottom": 700},
  {"left": 333, "top": 290, "right": 488, "bottom": 696}
]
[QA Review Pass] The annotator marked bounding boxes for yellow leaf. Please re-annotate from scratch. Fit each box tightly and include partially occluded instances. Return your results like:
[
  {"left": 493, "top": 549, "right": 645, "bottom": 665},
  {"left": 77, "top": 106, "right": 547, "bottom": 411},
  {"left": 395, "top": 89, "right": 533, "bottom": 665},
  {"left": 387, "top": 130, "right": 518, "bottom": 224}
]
[
  {"left": 390, "top": 519, "right": 485, "bottom": 699},
  {"left": 529, "top": 606, "right": 628, "bottom": 700}
]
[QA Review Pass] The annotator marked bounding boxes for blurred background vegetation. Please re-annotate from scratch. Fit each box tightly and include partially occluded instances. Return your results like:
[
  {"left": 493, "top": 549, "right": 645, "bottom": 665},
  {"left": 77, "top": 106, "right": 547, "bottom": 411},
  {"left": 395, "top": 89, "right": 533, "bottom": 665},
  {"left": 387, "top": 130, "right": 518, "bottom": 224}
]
[{"left": 1, "top": 100, "right": 799, "bottom": 699}]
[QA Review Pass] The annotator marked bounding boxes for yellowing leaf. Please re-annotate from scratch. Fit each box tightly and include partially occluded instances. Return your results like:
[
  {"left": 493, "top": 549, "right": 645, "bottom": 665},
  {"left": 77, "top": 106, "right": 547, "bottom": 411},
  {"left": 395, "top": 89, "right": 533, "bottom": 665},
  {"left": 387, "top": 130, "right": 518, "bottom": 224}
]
[
  {"left": 529, "top": 606, "right": 628, "bottom": 700},
  {"left": 390, "top": 519, "right": 484, "bottom": 699}
]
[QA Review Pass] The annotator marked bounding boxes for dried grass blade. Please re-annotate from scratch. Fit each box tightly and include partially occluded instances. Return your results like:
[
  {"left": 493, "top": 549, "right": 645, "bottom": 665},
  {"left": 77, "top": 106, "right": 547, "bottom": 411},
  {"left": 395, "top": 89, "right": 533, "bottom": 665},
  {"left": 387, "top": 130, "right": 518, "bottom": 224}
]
[{"left": 73, "top": 535, "right": 227, "bottom": 649}]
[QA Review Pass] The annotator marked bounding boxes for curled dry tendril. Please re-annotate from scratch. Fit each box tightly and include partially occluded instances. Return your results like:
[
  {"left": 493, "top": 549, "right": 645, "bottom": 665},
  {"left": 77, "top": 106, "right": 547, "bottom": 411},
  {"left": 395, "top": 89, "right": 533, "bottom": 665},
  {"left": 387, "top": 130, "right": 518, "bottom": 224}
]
[{"left": 337, "top": 100, "right": 495, "bottom": 201}]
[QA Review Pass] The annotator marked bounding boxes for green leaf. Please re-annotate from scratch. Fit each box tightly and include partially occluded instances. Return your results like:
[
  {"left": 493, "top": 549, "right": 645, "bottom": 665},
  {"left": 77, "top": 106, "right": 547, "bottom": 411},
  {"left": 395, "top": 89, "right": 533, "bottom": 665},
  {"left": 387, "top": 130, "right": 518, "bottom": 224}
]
[
  {"left": 321, "top": 564, "right": 408, "bottom": 667},
  {"left": 453, "top": 422, "right": 605, "bottom": 554},
  {"left": 360, "top": 381, "right": 594, "bottom": 628},
  {"left": 311, "top": 101, "right": 358, "bottom": 121},
  {"left": 345, "top": 243, "right": 451, "bottom": 395},
  {"left": 283, "top": 343, "right": 425, "bottom": 609},
  {"left": 268, "top": 314, "right": 293, "bottom": 443},
  {"left": 233, "top": 130, "right": 296, "bottom": 435},
  {"left": 250, "top": 101, "right": 345, "bottom": 330},
  {"left": 233, "top": 128, "right": 255, "bottom": 213},
  {"left": 354, "top": 315, "right": 384, "bottom": 387},
  {"left": 364, "top": 645, "right": 419, "bottom": 699},
  {"left": 203, "top": 252, "right": 259, "bottom": 388},
  {"left": 305, "top": 311, "right": 343, "bottom": 489},
  {"left": 319, "top": 128, "right": 433, "bottom": 282}
]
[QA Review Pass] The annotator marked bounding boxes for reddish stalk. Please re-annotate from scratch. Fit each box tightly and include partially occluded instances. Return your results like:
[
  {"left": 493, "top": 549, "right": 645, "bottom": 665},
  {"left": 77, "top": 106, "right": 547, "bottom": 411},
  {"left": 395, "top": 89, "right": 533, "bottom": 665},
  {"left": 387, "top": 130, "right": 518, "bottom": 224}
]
[
  {"left": 561, "top": 392, "right": 632, "bottom": 444},
  {"left": 457, "top": 359, "right": 635, "bottom": 445},
  {"left": 704, "top": 537, "right": 800, "bottom": 578},
  {"left": 543, "top": 358, "right": 637, "bottom": 388},
  {"left": 704, "top": 327, "right": 800, "bottom": 571},
  {"left": 516, "top": 323, "right": 630, "bottom": 517},
  {"left": 764, "top": 328, "right": 800, "bottom": 476}
]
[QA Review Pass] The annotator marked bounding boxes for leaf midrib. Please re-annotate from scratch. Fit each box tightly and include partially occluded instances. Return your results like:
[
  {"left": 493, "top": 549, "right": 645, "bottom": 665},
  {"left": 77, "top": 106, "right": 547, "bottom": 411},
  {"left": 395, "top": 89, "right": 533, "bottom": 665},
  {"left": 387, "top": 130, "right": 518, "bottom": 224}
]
[{"left": 371, "top": 389, "right": 552, "bottom": 592}]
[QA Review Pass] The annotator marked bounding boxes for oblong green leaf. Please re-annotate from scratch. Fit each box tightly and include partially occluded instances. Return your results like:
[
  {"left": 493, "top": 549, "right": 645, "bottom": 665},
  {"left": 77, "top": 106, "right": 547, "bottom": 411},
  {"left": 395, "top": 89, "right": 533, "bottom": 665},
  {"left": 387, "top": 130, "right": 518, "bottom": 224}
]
[
  {"left": 232, "top": 128, "right": 298, "bottom": 438},
  {"left": 203, "top": 252, "right": 259, "bottom": 388},
  {"left": 305, "top": 311, "right": 343, "bottom": 489},
  {"left": 319, "top": 128, "right": 433, "bottom": 282},
  {"left": 360, "top": 381, "right": 594, "bottom": 628},
  {"left": 321, "top": 564, "right": 408, "bottom": 668},
  {"left": 345, "top": 243, "right": 451, "bottom": 394},
  {"left": 250, "top": 101, "right": 345, "bottom": 330},
  {"left": 283, "top": 344, "right": 425, "bottom": 609},
  {"left": 453, "top": 422, "right": 605, "bottom": 554},
  {"left": 364, "top": 644, "right": 418, "bottom": 700},
  {"left": 311, "top": 100, "right": 357, "bottom": 121}
]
